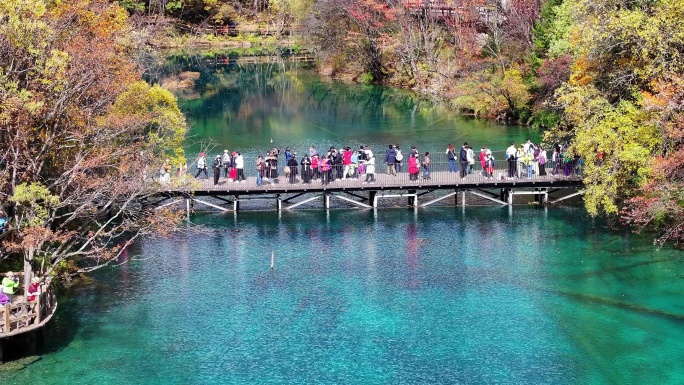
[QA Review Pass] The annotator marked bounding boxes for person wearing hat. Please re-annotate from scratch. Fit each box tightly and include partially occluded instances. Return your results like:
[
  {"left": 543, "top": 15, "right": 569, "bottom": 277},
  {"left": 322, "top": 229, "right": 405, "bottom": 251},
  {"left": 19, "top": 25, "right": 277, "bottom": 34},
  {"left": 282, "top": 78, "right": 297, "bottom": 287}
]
[
  {"left": 2, "top": 272, "right": 19, "bottom": 302},
  {"left": 212, "top": 155, "right": 222, "bottom": 186},
  {"left": 28, "top": 276, "right": 41, "bottom": 302},
  {"left": 194, "top": 152, "right": 208, "bottom": 179},
  {"left": 222, "top": 150, "right": 231, "bottom": 178}
]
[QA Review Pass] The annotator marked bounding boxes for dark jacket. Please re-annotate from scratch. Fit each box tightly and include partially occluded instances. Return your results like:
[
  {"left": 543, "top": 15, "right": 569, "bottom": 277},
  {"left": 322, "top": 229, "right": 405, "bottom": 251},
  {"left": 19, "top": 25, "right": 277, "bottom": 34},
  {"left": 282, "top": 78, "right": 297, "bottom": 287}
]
[
  {"left": 459, "top": 147, "right": 468, "bottom": 162},
  {"left": 385, "top": 148, "right": 397, "bottom": 164},
  {"left": 300, "top": 157, "right": 311, "bottom": 171},
  {"left": 287, "top": 157, "right": 299, "bottom": 174}
]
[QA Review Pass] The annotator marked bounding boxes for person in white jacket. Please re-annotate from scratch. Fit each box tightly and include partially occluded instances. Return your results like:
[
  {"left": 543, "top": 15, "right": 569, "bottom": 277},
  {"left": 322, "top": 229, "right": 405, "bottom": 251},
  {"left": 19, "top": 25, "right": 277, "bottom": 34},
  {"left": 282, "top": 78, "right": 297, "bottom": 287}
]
[
  {"left": 363, "top": 156, "right": 376, "bottom": 183},
  {"left": 235, "top": 152, "right": 245, "bottom": 182}
]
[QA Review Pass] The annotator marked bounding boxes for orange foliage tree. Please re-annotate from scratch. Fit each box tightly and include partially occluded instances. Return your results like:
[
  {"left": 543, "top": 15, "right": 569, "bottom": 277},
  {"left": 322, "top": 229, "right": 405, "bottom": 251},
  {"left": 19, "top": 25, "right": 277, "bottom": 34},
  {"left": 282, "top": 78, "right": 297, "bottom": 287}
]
[{"left": 0, "top": 0, "right": 188, "bottom": 288}]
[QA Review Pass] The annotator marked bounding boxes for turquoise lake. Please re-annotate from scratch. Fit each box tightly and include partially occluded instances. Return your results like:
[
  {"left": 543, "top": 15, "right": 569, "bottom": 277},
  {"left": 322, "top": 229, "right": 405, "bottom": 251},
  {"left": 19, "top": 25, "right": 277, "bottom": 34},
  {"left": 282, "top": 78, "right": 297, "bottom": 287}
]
[{"left": 2, "top": 57, "right": 683, "bottom": 384}]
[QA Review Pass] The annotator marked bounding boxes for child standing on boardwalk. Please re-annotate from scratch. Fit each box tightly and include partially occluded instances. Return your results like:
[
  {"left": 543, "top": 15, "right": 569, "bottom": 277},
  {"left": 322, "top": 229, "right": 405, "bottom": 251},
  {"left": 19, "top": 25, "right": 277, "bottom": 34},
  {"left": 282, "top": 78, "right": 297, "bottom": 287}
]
[{"left": 423, "top": 152, "right": 431, "bottom": 179}]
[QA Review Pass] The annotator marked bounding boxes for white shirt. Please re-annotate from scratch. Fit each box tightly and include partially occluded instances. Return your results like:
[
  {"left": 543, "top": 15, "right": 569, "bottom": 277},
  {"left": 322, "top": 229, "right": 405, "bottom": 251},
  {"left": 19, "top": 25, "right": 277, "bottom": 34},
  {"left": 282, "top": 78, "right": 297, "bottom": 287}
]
[
  {"left": 506, "top": 145, "right": 516, "bottom": 158},
  {"left": 235, "top": 155, "right": 244, "bottom": 169}
]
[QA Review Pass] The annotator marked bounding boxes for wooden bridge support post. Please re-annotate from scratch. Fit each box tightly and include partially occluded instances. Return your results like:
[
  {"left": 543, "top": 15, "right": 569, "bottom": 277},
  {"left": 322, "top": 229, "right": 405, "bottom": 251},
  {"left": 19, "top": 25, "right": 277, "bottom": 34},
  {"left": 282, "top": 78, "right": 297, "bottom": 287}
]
[
  {"left": 234, "top": 195, "right": 240, "bottom": 211},
  {"left": 408, "top": 190, "right": 416, "bottom": 206},
  {"left": 185, "top": 198, "right": 190, "bottom": 220},
  {"left": 369, "top": 191, "right": 377, "bottom": 208},
  {"left": 277, "top": 194, "right": 282, "bottom": 211},
  {"left": 461, "top": 191, "right": 466, "bottom": 207},
  {"left": 324, "top": 193, "right": 330, "bottom": 209},
  {"left": 507, "top": 189, "right": 513, "bottom": 206}
]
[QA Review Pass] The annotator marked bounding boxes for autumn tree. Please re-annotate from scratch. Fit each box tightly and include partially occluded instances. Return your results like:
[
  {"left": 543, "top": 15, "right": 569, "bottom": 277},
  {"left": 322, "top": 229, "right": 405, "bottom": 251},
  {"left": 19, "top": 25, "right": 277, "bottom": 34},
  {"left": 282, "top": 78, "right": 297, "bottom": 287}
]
[
  {"left": 543, "top": 0, "right": 684, "bottom": 244},
  {"left": 0, "top": 0, "right": 188, "bottom": 289}
]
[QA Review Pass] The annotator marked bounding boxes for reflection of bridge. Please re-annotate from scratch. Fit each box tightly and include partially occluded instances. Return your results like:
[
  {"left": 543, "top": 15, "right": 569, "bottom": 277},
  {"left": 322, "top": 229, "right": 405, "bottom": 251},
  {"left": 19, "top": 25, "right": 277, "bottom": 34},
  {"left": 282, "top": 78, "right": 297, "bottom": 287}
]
[{"left": 149, "top": 158, "right": 584, "bottom": 214}]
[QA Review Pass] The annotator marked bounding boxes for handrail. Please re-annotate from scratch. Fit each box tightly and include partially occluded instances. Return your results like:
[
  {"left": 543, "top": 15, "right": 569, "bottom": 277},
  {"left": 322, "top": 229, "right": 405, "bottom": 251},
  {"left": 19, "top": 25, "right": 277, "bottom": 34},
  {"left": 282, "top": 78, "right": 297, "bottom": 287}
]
[{"left": 0, "top": 283, "right": 57, "bottom": 338}]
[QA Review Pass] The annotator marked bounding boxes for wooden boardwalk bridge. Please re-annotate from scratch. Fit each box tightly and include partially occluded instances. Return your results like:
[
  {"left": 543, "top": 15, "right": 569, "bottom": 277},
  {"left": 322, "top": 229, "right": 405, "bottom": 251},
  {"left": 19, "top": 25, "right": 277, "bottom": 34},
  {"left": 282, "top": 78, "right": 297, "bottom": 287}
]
[{"left": 150, "top": 165, "right": 584, "bottom": 214}]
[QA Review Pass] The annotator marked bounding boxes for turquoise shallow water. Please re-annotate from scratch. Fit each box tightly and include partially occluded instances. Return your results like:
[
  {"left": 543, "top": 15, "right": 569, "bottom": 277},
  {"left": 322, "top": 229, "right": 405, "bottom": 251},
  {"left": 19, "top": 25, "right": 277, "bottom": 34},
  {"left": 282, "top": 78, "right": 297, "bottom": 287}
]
[{"left": 4, "top": 207, "right": 684, "bottom": 384}]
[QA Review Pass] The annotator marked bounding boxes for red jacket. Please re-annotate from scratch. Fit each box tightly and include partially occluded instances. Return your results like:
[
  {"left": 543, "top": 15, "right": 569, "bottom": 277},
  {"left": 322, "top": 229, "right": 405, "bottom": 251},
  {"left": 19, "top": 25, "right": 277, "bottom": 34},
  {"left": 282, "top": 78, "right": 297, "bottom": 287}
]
[{"left": 408, "top": 156, "right": 419, "bottom": 174}]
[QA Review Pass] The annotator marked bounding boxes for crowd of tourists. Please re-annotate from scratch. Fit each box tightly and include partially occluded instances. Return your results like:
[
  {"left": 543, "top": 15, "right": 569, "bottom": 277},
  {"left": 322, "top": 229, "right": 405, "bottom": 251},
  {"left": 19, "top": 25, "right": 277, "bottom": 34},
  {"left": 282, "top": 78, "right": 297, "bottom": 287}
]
[{"left": 183, "top": 140, "right": 582, "bottom": 186}]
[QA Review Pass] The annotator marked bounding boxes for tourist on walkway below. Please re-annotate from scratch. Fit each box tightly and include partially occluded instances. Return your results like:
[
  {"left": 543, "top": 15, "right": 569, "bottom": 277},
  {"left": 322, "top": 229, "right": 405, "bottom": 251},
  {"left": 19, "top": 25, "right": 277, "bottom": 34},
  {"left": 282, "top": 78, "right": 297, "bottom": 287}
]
[
  {"left": 516, "top": 145, "right": 525, "bottom": 178},
  {"left": 479, "top": 147, "right": 487, "bottom": 176},
  {"left": 229, "top": 151, "right": 238, "bottom": 181},
  {"left": 222, "top": 150, "right": 231, "bottom": 177},
  {"left": 459, "top": 142, "right": 469, "bottom": 178},
  {"left": 423, "top": 152, "right": 431, "bottom": 179},
  {"left": 320, "top": 153, "right": 332, "bottom": 185},
  {"left": 235, "top": 152, "right": 245, "bottom": 182},
  {"left": 350, "top": 150, "right": 359, "bottom": 179},
  {"left": 287, "top": 153, "right": 299, "bottom": 184},
  {"left": 485, "top": 150, "right": 495, "bottom": 178},
  {"left": 256, "top": 155, "right": 264, "bottom": 186},
  {"left": 342, "top": 147, "right": 353, "bottom": 180},
  {"left": 552, "top": 147, "right": 560, "bottom": 175},
  {"left": 363, "top": 155, "right": 376, "bottom": 183},
  {"left": 408, "top": 153, "right": 419, "bottom": 180},
  {"left": 395, "top": 146, "right": 403, "bottom": 173},
  {"left": 523, "top": 151, "right": 533, "bottom": 178},
  {"left": 446, "top": 143, "right": 456, "bottom": 172},
  {"left": 506, "top": 142, "right": 517, "bottom": 178},
  {"left": 212, "top": 155, "right": 222, "bottom": 186},
  {"left": 194, "top": 152, "right": 208, "bottom": 179},
  {"left": 538, "top": 147, "right": 547, "bottom": 176},
  {"left": 266, "top": 151, "right": 278, "bottom": 182},
  {"left": 385, "top": 145, "right": 397, "bottom": 176},
  {"left": 301, "top": 154, "right": 312, "bottom": 184},
  {"left": 311, "top": 154, "right": 319, "bottom": 181},
  {"left": 467, "top": 145, "right": 475, "bottom": 174},
  {"left": 285, "top": 147, "right": 293, "bottom": 164}
]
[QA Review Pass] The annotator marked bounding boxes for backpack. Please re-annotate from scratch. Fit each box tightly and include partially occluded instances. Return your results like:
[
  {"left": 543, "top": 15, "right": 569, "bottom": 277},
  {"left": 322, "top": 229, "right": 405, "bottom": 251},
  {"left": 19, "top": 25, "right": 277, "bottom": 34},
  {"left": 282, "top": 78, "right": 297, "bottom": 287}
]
[{"left": 395, "top": 150, "right": 403, "bottom": 161}]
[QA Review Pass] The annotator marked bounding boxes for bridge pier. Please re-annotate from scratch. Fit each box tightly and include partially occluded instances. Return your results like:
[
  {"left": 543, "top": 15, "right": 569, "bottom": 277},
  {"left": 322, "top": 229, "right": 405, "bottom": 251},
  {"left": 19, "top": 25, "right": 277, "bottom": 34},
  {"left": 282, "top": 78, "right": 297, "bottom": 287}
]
[
  {"left": 277, "top": 194, "right": 282, "bottom": 210},
  {"left": 408, "top": 190, "right": 416, "bottom": 206},
  {"left": 369, "top": 191, "right": 377, "bottom": 208},
  {"left": 233, "top": 195, "right": 240, "bottom": 211},
  {"left": 324, "top": 193, "right": 330, "bottom": 209}
]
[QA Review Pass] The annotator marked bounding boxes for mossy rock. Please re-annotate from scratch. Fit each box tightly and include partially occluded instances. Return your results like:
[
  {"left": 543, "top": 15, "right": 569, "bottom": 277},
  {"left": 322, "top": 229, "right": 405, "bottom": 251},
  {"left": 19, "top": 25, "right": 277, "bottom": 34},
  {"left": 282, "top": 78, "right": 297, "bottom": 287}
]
[{"left": 0, "top": 356, "right": 41, "bottom": 372}]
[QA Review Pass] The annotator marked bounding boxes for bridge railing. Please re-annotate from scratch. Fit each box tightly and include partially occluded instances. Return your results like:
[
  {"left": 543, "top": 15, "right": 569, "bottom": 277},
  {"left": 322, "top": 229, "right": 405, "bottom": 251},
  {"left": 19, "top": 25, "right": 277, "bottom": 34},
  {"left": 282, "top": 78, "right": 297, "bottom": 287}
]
[
  {"left": 181, "top": 151, "right": 583, "bottom": 187},
  {"left": 0, "top": 273, "right": 57, "bottom": 337}
]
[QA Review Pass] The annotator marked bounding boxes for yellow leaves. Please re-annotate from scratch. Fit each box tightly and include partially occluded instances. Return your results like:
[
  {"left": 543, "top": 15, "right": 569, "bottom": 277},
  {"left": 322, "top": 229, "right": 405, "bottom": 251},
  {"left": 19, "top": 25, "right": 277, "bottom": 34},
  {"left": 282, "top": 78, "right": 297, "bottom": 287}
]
[
  {"left": 568, "top": 56, "right": 594, "bottom": 86},
  {"left": 107, "top": 81, "right": 188, "bottom": 167},
  {"left": 50, "top": 0, "right": 128, "bottom": 40}
]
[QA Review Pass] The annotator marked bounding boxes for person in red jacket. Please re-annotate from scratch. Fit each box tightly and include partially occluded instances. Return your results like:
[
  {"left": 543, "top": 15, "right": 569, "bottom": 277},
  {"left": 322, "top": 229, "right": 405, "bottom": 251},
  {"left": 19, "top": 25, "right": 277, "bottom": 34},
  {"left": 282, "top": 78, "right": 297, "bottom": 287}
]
[
  {"left": 479, "top": 146, "right": 487, "bottom": 176},
  {"left": 28, "top": 277, "right": 41, "bottom": 301},
  {"left": 408, "top": 153, "right": 420, "bottom": 180}
]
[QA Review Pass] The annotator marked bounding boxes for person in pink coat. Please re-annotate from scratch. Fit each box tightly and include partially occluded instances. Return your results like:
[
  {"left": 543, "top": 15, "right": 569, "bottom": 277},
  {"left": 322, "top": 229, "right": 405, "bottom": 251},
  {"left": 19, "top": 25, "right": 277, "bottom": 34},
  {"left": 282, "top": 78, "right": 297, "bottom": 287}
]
[
  {"left": 408, "top": 153, "right": 420, "bottom": 180},
  {"left": 479, "top": 146, "right": 487, "bottom": 176}
]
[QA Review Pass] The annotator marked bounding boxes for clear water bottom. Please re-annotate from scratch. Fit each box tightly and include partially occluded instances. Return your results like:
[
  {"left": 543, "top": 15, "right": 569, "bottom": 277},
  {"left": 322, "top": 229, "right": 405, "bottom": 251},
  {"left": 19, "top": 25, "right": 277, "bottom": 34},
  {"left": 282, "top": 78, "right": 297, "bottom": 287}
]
[{"left": 4, "top": 207, "right": 684, "bottom": 384}]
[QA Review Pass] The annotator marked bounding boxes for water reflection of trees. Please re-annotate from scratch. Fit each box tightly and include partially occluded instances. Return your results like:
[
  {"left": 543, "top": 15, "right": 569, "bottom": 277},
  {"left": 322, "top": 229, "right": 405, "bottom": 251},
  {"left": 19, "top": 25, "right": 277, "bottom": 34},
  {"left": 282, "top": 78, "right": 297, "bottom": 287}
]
[{"left": 148, "top": 52, "right": 447, "bottom": 136}]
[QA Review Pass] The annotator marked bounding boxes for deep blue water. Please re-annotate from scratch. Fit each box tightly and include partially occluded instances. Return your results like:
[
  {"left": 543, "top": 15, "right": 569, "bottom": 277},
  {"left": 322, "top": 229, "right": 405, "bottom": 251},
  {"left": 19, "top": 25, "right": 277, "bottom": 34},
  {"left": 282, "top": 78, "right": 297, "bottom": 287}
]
[{"left": 6, "top": 207, "right": 684, "bottom": 384}]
